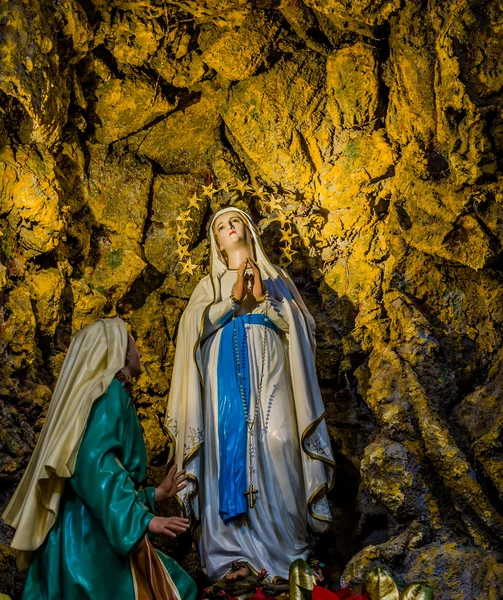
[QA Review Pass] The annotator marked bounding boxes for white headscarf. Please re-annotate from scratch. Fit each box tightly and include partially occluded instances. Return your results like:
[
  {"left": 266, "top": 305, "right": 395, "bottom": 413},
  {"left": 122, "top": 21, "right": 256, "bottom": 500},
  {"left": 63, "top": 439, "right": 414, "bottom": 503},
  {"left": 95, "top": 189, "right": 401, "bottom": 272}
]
[
  {"left": 2, "top": 317, "right": 128, "bottom": 561},
  {"left": 166, "top": 207, "right": 335, "bottom": 531}
]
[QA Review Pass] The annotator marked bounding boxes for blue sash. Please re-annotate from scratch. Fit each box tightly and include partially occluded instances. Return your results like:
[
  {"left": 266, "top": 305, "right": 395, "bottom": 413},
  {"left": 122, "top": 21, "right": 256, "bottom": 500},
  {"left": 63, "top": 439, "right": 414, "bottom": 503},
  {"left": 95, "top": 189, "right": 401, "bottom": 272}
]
[{"left": 217, "top": 313, "right": 278, "bottom": 524}]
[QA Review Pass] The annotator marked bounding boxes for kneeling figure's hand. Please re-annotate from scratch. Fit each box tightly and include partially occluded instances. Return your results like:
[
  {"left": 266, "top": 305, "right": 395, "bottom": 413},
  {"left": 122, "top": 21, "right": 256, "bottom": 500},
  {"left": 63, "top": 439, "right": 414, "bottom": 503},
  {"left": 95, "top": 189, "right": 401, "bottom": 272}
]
[
  {"left": 155, "top": 465, "right": 188, "bottom": 502},
  {"left": 147, "top": 516, "right": 189, "bottom": 538}
]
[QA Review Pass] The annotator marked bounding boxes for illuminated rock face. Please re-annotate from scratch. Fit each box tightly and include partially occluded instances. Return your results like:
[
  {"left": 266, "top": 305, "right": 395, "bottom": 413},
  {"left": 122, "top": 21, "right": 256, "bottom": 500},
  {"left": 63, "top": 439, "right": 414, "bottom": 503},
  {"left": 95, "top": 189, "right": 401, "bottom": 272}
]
[{"left": 1, "top": 1, "right": 503, "bottom": 598}]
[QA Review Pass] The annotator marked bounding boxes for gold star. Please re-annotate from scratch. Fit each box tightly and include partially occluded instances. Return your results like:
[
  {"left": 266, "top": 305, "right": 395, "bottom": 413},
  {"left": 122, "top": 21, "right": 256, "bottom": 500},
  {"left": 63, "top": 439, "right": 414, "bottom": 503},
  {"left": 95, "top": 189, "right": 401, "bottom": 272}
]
[
  {"left": 233, "top": 178, "right": 253, "bottom": 196},
  {"left": 282, "top": 247, "right": 298, "bottom": 262},
  {"left": 279, "top": 228, "right": 299, "bottom": 243},
  {"left": 176, "top": 245, "right": 190, "bottom": 259},
  {"left": 180, "top": 258, "right": 198, "bottom": 275},
  {"left": 176, "top": 210, "right": 193, "bottom": 225},
  {"left": 188, "top": 193, "right": 202, "bottom": 208},
  {"left": 253, "top": 186, "right": 269, "bottom": 200},
  {"left": 176, "top": 227, "right": 189, "bottom": 242},
  {"left": 202, "top": 183, "right": 218, "bottom": 199},
  {"left": 265, "top": 195, "right": 283, "bottom": 213},
  {"left": 218, "top": 181, "right": 232, "bottom": 193},
  {"left": 276, "top": 212, "right": 292, "bottom": 227}
]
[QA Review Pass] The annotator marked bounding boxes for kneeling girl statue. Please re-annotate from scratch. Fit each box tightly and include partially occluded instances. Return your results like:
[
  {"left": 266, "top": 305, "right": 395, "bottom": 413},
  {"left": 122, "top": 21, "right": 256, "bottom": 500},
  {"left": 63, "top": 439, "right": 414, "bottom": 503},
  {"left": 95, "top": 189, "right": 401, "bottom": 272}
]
[
  {"left": 3, "top": 318, "right": 197, "bottom": 599},
  {"left": 166, "top": 207, "right": 335, "bottom": 582}
]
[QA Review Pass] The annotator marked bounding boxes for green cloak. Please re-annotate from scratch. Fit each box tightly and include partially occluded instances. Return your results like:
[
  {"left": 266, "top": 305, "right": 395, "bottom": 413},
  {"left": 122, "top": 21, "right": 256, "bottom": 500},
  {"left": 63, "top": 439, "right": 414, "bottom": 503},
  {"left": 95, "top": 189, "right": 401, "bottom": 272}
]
[{"left": 22, "top": 378, "right": 197, "bottom": 600}]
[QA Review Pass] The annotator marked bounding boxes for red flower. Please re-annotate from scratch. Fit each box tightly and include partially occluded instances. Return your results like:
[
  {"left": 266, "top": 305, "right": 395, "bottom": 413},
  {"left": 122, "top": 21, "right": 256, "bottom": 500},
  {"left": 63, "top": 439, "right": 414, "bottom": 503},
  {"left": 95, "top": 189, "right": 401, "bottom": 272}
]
[
  {"left": 248, "top": 587, "right": 268, "bottom": 600},
  {"left": 313, "top": 585, "right": 370, "bottom": 600}
]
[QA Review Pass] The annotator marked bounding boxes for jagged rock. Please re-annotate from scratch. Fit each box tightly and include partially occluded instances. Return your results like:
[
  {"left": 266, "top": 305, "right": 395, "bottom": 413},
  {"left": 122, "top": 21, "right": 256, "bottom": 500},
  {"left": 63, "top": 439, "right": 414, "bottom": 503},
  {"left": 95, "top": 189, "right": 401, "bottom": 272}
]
[
  {"left": 323, "top": 224, "right": 387, "bottom": 314},
  {"left": 0, "top": 146, "right": 65, "bottom": 258},
  {"left": 70, "top": 236, "right": 146, "bottom": 332},
  {"left": 82, "top": 236, "right": 146, "bottom": 311},
  {"left": 386, "top": 4, "right": 436, "bottom": 147},
  {"left": 199, "top": 11, "right": 283, "bottom": 81},
  {"left": 386, "top": 175, "right": 503, "bottom": 270},
  {"left": 2, "top": 1, "right": 503, "bottom": 597},
  {"left": 360, "top": 439, "right": 441, "bottom": 527},
  {"left": 87, "top": 145, "right": 153, "bottom": 242},
  {"left": 279, "top": 0, "right": 333, "bottom": 54},
  {"left": 0, "top": 0, "right": 70, "bottom": 146},
  {"left": 164, "top": 1, "right": 253, "bottom": 26},
  {"left": 129, "top": 96, "right": 221, "bottom": 173},
  {"left": 0, "top": 400, "right": 35, "bottom": 480},
  {"left": 103, "top": 8, "right": 163, "bottom": 67},
  {"left": 26, "top": 268, "right": 66, "bottom": 337},
  {"left": 326, "top": 42, "right": 381, "bottom": 129},
  {"left": 93, "top": 76, "right": 176, "bottom": 144},
  {"left": 148, "top": 10, "right": 207, "bottom": 87},
  {"left": 0, "top": 542, "right": 22, "bottom": 599},
  {"left": 0, "top": 261, "right": 7, "bottom": 291},
  {"left": 430, "top": 0, "right": 498, "bottom": 186},
  {"left": 406, "top": 543, "right": 503, "bottom": 600},
  {"left": 150, "top": 49, "right": 206, "bottom": 88},
  {"left": 128, "top": 290, "right": 171, "bottom": 395},
  {"left": 52, "top": 0, "right": 93, "bottom": 63},
  {"left": 221, "top": 50, "right": 326, "bottom": 193},
  {"left": 70, "top": 278, "right": 108, "bottom": 334},
  {"left": 56, "top": 140, "right": 89, "bottom": 215},
  {"left": 0, "top": 285, "right": 37, "bottom": 374},
  {"left": 304, "top": 0, "right": 401, "bottom": 27},
  {"left": 452, "top": 346, "right": 503, "bottom": 500},
  {"left": 320, "top": 130, "right": 396, "bottom": 239}
]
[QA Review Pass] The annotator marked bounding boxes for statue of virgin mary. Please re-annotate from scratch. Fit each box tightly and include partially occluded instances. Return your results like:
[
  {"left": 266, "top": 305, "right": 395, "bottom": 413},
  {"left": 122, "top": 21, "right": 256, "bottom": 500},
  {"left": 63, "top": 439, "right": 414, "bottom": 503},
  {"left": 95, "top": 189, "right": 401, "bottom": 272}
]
[{"left": 165, "top": 207, "right": 335, "bottom": 582}]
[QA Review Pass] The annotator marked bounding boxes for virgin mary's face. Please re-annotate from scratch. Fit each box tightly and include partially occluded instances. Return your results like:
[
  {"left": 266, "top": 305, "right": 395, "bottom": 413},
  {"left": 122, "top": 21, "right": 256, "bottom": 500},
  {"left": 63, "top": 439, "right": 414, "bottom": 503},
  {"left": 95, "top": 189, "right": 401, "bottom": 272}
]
[{"left": 213, "top": 211, "right": 251, "bottom": 254}]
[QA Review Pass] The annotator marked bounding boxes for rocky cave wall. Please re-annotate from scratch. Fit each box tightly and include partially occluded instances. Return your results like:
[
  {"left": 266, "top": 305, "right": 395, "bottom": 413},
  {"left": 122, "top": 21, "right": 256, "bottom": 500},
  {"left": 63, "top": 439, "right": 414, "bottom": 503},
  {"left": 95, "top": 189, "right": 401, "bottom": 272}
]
[{"left": 2, "top": 0, "right": 503, "bottom": 598}]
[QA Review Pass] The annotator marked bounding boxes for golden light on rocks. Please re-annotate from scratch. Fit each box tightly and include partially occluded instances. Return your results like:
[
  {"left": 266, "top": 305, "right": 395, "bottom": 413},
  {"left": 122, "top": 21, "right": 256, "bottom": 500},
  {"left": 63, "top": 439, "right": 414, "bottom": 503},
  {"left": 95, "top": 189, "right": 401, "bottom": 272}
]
[{"left": 2, "top": 1, "right": 503, "bottom": 598}]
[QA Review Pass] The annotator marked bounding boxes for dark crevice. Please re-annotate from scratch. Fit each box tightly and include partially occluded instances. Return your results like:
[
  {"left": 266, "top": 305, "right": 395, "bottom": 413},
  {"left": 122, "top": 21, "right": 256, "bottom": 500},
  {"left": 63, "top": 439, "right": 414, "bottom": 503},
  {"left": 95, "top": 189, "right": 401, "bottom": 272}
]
[
  {"left": 318, "top": 454, "right": 361, "bottom": 576},
  {"left": 394, "top": 202, "right": 412, "bottom": 231},
  {"left": 306, "top": 26, "right": 333, "bottom": 50},
  {"left": 92, "top": 44, "right": 125, "bottom": 81},
  {"left": 426, "top": 146, "right": 450, "bottom": 180},
  {"left": 30, "top": 252, "right": 59, "bottom": 270},
  {"left": 485, "top": 253, "right": 503, "bottom": 273}
]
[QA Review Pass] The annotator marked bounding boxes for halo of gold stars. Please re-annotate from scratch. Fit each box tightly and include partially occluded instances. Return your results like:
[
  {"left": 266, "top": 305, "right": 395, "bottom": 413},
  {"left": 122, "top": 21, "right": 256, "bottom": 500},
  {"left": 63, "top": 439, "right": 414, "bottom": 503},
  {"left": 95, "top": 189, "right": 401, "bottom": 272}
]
[
  {"left": 176, "top": 190, "right": 205, "bottom": 275},
  {"left": 176, "top": 179, "right": 327, "bottom": 273}
]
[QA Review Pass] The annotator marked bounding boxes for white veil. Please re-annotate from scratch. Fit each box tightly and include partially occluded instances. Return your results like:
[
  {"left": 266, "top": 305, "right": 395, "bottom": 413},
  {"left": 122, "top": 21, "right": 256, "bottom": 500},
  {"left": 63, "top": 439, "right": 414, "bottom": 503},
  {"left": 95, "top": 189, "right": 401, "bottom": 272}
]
[{"left": 2, "top": 318, "right": 128, "bottom": 562}]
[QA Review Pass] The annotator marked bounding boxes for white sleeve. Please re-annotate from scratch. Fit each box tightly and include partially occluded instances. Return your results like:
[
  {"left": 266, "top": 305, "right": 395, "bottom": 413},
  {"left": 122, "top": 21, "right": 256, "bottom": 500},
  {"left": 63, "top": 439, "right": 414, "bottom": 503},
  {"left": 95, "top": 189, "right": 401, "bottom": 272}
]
[
  {"left": 201, "top": 296, "right": 238, "bottom": 342},
  {"left": 252, "top": 295, "right": 289, "bottom": 333}
]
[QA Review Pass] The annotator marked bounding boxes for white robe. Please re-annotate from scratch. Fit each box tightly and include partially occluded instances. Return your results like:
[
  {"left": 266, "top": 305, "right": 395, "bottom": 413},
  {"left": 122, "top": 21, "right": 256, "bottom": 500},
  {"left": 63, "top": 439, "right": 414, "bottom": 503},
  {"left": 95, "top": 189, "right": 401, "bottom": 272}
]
[
  {"left": 165, "top": 207, "right": 335, "bottom": 586},
  {"left": 197, "top": 270, "right": 309, "bottom": 581}
]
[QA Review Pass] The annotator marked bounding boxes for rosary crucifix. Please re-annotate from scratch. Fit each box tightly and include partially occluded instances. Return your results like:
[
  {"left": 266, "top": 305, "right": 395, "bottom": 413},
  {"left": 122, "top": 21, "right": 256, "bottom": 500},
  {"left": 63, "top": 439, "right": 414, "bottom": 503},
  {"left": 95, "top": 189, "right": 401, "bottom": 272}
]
[{"left": 244, "top": 483, "right": 258, "bottom": 508}]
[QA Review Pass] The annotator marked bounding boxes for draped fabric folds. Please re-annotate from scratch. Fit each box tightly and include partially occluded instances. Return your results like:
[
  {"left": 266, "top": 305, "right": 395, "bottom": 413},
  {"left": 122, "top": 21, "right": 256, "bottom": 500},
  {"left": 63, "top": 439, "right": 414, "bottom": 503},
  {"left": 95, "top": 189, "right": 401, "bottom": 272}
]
[
  {"left": 2, "top": 318, "right": 128, "bottom": 556},
  {"left": 217, "top": 314, "right": 278, "bottom": 525},
  {"left": 20, "top": 378, "right": 196, "bottom": 600},
  {"left": 217, "top": 316, "right": 249, "bottom": 525},
  {"left": 165, "top": 207, "right": 336, "bottom": 580}
]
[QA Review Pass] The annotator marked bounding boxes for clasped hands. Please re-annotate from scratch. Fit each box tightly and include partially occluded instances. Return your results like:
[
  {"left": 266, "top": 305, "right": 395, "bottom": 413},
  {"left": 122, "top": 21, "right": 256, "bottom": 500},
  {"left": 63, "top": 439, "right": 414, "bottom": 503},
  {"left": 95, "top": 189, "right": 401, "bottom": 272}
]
[
  {"left": 147, "top": 464, "right": 190, "bottom": 538},
  {"left": 233, "top": 258, "right": 266, "bottom": 303}
]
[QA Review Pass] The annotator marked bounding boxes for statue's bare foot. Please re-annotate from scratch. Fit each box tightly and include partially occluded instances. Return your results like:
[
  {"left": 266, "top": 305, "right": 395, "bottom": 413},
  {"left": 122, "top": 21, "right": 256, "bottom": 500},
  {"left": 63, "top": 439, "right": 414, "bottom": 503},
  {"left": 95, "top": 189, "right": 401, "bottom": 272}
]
[{"left": 225, "top": 564, "right": 250, "bottom": 581}]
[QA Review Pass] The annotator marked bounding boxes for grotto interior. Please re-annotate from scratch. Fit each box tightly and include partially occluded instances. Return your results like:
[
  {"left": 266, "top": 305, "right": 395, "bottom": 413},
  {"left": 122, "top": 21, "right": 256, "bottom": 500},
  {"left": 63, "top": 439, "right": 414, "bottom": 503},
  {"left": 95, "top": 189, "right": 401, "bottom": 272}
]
[{"left": 2, "top": 0, "right": 503, "bottom": 598}]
